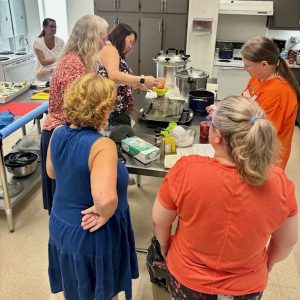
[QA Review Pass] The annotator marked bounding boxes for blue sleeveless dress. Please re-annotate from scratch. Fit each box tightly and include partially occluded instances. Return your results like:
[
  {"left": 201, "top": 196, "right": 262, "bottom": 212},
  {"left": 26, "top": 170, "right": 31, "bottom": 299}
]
[{"left": 48, "top": 125, "right": 139, "bottom": 300}]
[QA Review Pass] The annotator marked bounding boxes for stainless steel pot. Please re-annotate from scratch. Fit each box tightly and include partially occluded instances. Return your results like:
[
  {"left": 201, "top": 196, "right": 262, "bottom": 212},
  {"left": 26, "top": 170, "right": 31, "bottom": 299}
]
[
  {"left": 4, "top": 152, "right": 39, "bottom": 177},
  {"left": 153, "top": 48, "right": 190, "bottom": 87},
  {"left": 175, "top": 67, "right": 209, "bottom": 99},
  {"left": 296, "top": 51, "right": 300, "bottom": 65}
]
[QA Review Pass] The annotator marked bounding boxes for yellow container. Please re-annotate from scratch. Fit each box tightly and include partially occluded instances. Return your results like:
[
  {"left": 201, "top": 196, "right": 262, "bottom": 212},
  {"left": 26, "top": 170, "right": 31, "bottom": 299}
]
[{"left": 162, "top": 137, "right": 176, "bottom": 154}]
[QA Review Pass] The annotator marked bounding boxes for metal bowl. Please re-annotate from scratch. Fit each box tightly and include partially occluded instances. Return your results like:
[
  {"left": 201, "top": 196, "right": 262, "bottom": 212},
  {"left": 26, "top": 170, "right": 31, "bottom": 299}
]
[{"left": 6, "top": 159, "right": 38, "bottom": 177}]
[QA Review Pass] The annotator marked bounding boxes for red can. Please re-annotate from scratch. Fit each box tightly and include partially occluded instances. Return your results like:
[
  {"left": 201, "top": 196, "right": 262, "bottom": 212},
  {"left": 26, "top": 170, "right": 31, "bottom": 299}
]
[{"left": 200, "top": 121, "right": 210, "bottom": 143}]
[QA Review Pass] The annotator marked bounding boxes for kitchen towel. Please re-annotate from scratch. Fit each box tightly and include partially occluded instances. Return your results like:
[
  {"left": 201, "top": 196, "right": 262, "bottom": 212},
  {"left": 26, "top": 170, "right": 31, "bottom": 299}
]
[{"left": 0, "top": 102, "right": 42, "bottom": 116}]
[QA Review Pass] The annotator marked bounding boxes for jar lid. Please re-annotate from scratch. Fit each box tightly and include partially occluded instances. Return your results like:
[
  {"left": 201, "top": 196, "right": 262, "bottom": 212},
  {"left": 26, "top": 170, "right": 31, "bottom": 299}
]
[{"left": 175, "top": 67, "right": 209, "bottom": 79}]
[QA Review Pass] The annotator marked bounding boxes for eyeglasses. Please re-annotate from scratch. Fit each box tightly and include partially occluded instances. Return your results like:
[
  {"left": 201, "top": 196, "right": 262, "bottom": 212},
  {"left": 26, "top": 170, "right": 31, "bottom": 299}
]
[
  {"left": 206, "top": 115, "right": 216, "bottom": 128},
  {"left": 206, "top": 115, "right": 230, "bottom": 144}
]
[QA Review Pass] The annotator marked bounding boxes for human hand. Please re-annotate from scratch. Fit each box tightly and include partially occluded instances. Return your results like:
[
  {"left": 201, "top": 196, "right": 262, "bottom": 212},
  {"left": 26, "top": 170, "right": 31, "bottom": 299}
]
[
  {"left": 144, "top": 76, "right": 159, "bottom": 89},
  {"left": 206, "top": 104, "right": 217, "bottom": 115},
  {"left": 81, "top": 206, "right": 109, "bottom": 232}
]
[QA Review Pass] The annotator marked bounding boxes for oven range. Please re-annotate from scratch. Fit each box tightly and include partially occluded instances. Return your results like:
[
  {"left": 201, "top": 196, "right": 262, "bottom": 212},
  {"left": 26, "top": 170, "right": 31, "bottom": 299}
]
[{"left": 0, "top": 51, "right": 36, "bottom": 82}]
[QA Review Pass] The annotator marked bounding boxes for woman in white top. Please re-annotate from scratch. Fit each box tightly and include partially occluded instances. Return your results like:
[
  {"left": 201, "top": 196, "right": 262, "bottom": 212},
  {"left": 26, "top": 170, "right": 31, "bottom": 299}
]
[{"left": 33, "top": 18, "right": 65, "bottom": 81}]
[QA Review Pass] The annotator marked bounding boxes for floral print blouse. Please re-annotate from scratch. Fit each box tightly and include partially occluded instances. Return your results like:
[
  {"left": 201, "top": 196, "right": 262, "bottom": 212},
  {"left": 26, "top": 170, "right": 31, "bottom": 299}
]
[{"left": 43, "top": 52, "right": 87, "bottom": 131}]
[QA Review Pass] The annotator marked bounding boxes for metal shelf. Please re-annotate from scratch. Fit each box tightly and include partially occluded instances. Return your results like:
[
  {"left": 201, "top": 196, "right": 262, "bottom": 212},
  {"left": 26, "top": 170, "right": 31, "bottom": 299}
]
[{"left": 0, "top": 162, "right": 41, "bottom": 209}]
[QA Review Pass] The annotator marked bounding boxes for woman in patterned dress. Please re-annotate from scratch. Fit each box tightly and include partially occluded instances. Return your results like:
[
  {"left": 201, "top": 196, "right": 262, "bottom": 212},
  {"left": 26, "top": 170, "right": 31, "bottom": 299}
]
[
  {"left": 98, "top": 23, "right": 159, "bottom": 122},
  {"left": 41, "top": 15, "right": 109, "bottom": 213}
]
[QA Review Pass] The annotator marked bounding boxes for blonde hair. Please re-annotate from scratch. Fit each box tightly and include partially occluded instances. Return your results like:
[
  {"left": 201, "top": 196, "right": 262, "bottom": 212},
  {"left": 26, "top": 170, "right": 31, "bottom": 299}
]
[
  {"left": 61, "top": 15, "right": 108, "bottom": 72},
  {"left": 213, "top": 96, "right": 279, "bottom": 186},
  {"left": 241, "top": 37, "right": 299, "bottom": 100},
  {"left": 63, "top": 74, "right": 117, "bottom": 129}
]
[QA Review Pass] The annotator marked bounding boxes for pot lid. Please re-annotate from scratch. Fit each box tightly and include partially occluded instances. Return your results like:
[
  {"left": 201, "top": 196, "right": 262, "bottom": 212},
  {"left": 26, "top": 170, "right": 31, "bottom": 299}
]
[
  {"left": 175, "top": 67, "right": 209, "bottom": 79},
  {"left": 154, "top": 49, "right": 190, "bottom": 63}
]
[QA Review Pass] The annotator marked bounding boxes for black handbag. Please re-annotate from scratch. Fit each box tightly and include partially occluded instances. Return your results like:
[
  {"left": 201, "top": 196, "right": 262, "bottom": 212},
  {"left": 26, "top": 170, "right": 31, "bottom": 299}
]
[{"left": 146, "top": 236, "right": 169, "bottom": 292}]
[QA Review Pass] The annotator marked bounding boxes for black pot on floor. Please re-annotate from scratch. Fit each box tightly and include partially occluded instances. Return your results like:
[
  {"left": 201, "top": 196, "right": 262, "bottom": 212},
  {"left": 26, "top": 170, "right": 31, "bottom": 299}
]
[{"left": 188, "top": 90, "right": 215, "bottom": 113}]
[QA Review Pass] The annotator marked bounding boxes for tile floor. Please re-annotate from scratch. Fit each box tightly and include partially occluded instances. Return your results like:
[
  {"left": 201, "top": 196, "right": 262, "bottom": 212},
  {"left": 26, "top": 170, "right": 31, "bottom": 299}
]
[{"left": 0, "top": 122, "right": 299, "bottom": 300}]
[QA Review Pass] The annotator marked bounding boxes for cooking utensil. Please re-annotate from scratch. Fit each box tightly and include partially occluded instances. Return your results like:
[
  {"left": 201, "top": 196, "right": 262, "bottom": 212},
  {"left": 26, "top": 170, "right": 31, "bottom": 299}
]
[
  {"left": 218, "top": 48, "right": 234, "bottom": 59},
  {"left": 296, "top": 51, "right": 300, "bottom": 65},
  {"left": 188, "top": 90, "right": 215, "bottom": 113},
  {"left": 4, "top": 152, "right": 39, "bottom": 177},
  {"left": 175, "top": 67, "right": 209, "bottom": 99},
  {"left": 153, "top": 48, "right": 190, "bottom": 87}
]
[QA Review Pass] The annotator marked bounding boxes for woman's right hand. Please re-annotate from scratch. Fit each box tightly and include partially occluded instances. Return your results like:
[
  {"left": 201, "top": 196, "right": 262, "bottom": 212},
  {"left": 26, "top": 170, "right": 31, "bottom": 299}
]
[
  {"left": 81, "top": 206, "right": 109, "bottom": 232},
  {"left": 206, "top": 104, "right": 217, "bottom": 115}
]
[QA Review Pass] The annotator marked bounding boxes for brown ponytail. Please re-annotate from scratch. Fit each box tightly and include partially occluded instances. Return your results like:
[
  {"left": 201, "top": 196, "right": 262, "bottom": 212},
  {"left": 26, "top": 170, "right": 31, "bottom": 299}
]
[{"left": 241, "top": 37, "right": 300, "bottom": 101}]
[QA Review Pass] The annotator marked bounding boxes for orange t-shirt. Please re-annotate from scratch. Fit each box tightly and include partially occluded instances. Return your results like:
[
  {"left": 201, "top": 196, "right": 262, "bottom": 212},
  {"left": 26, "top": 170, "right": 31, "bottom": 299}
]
[
  {"left": 242, "top": 77, "right": 298, "bottom": 169},
  {"left": 158, "top": 156, "right": 297, "bottom": 296}
]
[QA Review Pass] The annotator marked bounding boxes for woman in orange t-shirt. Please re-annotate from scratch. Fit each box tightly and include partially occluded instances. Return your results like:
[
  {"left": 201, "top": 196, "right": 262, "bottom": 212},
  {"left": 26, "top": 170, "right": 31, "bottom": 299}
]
[
  {"left": 241, "top": 37, "right": 299, "bottom": 169},
  {"left": 152, "top": 96, "right": 298, "bottom": 300}
]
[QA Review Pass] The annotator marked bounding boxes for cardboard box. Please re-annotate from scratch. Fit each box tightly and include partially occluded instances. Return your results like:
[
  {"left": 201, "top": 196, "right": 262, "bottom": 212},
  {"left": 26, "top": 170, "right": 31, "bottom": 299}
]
[{"left": 121, "top": 136, "right": 160, "bottom": 164}]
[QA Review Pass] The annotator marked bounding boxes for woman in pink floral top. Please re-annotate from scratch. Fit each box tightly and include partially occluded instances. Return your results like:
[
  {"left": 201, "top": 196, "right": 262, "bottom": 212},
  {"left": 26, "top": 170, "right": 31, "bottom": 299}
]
[{"left": 41, "top": 15, "right": 109, "bottom": 213}]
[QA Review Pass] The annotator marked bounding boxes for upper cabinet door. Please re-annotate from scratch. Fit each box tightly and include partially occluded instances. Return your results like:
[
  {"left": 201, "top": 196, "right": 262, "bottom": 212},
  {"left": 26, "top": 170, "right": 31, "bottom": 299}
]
[
  {"left": 9, "top": 0, "right": 27, "bottom": 36},
  {"left": 0, "top": 0, "right": 14, "bottom": 38},
  {"left": 94, "top": 0, "right": 139, "bottom": 12},
  {"left": 140, "top": 0, "right": 188, "bottom": 13},
  {"left": 267, "top": 0, "right": 300, "bottom": 29},
  {"left": 140, "top": 17, "right": 163, "bottom": 76},
  {"left": 162, "top": 15, "right": 187, "bottom": 51}
]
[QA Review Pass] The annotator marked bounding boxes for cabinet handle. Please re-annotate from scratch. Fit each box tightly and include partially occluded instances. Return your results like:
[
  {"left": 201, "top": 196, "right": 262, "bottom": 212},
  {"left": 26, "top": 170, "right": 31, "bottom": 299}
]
[
  {"left": 164, "top": 0, "right": 167, "bottom": 11},
  {"left": 117, "top": 0, "right": 120, "bottom": 9},
  {"left": 114, "top": 0, "right": 117, "bottom": 10},
  {"left": 163, "top": 20, "right": 166, "bottom": 31},
  {"left": 159, "top": 20, "right": 162, "bottom": 32},
  {"left": 113, "top": 18, "right": 117, "bottom": 27},
  {"left": 160, "top": 0, "right": 164, "bottom": 11},
  {"left": 117, "top": 17, "right": 120, "bottom": 24}
]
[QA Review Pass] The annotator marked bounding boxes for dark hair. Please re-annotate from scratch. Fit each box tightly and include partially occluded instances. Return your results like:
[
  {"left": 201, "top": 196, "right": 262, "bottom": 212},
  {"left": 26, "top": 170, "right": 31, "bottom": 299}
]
[
  {"left": 38, "top": 18, "right": 56, "bottom": 37},
  {"left": 108, "top": 23, "right": 137, "bottom": 59},
  {"left": 241, "top": 37, "right": 300, "bottom": 101}
]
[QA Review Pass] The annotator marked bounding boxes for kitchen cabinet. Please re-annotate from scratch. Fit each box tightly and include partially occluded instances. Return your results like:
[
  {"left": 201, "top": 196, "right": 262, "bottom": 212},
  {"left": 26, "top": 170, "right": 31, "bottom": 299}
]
[
  {"left": 267, "top": 0, "right": 300, "bottom": 30},
  {"left": 0, "top": 0, "right": 14, "bottom": 38},
  {"left": 94, "top": 0, "right": 139, "bottom": 12},
  {"left": 100, "top": 12, "right": 139, "bottom": 74},
  {"left": 9, "top": 0, "right": 27, "bottom": 36},
  {"left": 140, "top": 0, "right": 188, "bottom": 14},
  {"left": 94, "top": 0, "right": 188, "bottom": 76},
  {"left": 140, "top": 15, "right": 187, "bottom": 75}
]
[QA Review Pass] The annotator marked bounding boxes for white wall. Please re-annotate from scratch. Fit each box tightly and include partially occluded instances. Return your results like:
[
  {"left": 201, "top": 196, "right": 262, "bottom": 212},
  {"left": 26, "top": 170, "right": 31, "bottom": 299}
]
[
  {"left": 65, "top": 0, "right": 94, "bottom": 34},
  {"left": 43, "top": 0, "right": 68, "bottom": 42},
  {"left": 186, "top": 0, "right": 219, "bottom": 75}
]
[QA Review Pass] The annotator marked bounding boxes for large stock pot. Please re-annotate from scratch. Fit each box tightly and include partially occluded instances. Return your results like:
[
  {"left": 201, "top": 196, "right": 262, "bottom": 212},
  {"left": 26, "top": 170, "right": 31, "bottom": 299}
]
[
  {"left": 174, "top": 67, "right": 209, "bottom": 99},
  {"left": 153, "top": 48, "right": 190, "bottom": 87}
]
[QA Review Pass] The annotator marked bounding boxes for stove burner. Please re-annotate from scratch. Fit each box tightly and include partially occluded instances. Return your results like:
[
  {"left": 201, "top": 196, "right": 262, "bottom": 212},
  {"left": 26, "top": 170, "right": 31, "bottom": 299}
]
[
  {"left": 219, "top": 59, "right": 231, "bottom": 62},
  {"left": 0, "top": 56, "right": 9, "bottom": 61},
  {"left": 0, "top": 51, "right": 14, "bottom": 55},
  {"left": 233, "top": 57, "right": 242, "bottom": 60},
  {"left": 15, "top": 51, "right": 27, "bottom": 55}
]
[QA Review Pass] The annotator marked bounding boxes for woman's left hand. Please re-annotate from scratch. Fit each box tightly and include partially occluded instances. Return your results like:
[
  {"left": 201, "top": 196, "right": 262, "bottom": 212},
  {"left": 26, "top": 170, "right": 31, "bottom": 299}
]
[{"left": 81, "top": 206, "right": 109, "bottom": 232}]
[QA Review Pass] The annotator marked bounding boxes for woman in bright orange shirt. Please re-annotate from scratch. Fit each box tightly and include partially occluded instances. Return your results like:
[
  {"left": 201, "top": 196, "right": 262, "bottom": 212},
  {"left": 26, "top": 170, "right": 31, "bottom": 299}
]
[
  {"left": 241, "top": 36, "right": 299, "bottom": 169},
  {"left": 152, "top": 96, "right": 298, "bottom": 300}
]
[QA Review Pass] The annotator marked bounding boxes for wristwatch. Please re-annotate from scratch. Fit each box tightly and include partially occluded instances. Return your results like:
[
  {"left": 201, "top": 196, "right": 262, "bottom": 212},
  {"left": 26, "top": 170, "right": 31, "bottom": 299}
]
[{"left": 139, "top": 75, "right": 145, "bottom": 84}]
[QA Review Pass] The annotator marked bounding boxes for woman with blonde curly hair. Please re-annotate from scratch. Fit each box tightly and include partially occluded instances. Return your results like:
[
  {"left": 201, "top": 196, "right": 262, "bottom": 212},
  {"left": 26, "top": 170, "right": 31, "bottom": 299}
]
[
  {"left": 46, "top": 74, "right": 139, "bottom": 300},
  {"left": 152, "top": 96, "right": 298, "bottom": 300},
  {"left": 41, "top": 15, "right": 109, "bottom": 213}
]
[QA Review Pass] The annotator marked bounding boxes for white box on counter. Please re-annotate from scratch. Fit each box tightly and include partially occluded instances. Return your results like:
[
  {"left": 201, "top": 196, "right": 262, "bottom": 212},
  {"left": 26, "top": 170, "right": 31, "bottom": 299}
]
[{"left": 121, "top": 136, "right": 160, "bottom": 164}]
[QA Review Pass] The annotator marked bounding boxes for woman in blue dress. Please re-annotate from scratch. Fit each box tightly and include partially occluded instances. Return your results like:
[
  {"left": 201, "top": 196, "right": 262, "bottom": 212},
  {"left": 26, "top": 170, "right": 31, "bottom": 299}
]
[{"left": 46, "top": 73, "right": 139, "bottom": 300}]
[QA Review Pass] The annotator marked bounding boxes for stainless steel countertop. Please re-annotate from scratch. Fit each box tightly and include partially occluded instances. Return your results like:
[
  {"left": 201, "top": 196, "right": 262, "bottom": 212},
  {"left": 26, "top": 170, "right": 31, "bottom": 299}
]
[{"left": 123, "top": 91, "right": 205, "bottom": 178}]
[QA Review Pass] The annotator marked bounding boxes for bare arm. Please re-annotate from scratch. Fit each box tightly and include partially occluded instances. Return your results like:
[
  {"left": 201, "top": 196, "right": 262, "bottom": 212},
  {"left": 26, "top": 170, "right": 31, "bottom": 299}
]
[
  {"left": 34, "top": 48, "right": 56, "bottom": 66},
  {"left": 267, "top": 214, "right": 298, "bottom": 271},
  {"left": 46, "top": 138, "right": 55, "bottom": 179},
  {"left": 152, "top": 195, "right": 177, "bottom": 257},
  {"left": 81, "top": 138, "right": 118, "bottom": 232},
  {"left": 100, "top": 45, "right": 158, "bottom": 89}
]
